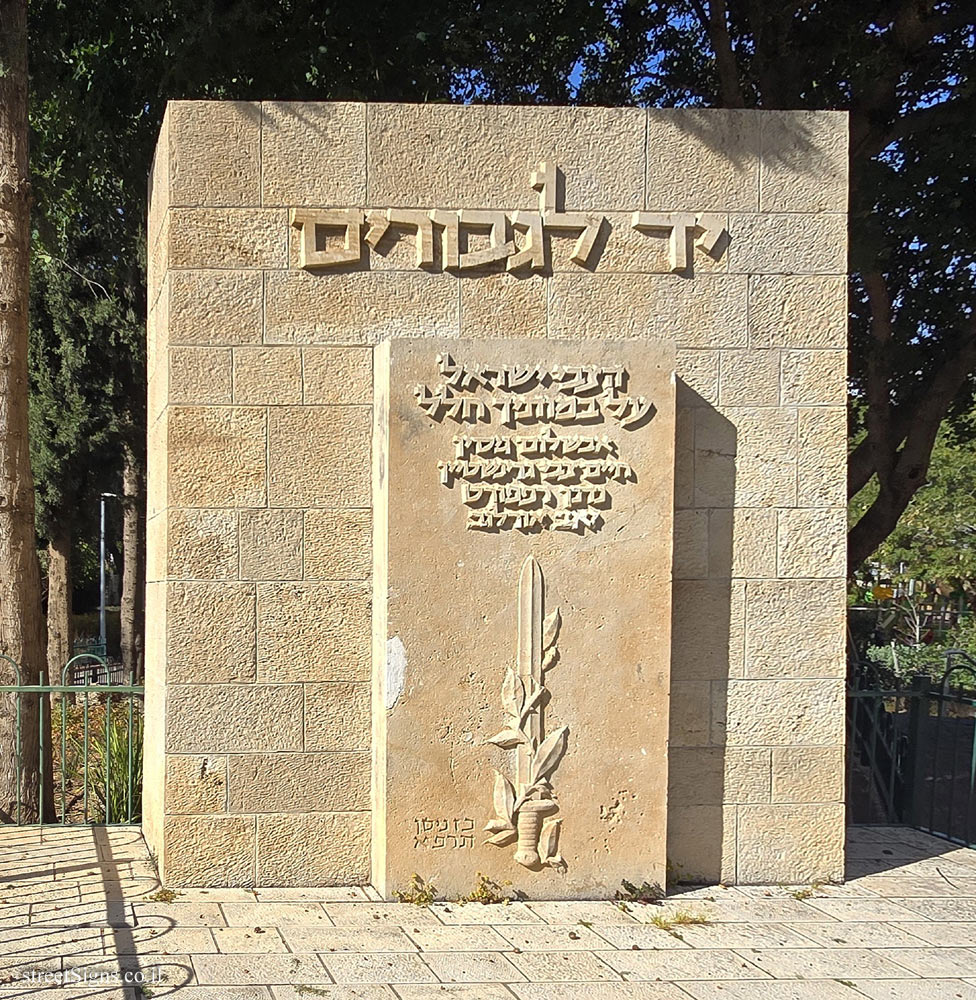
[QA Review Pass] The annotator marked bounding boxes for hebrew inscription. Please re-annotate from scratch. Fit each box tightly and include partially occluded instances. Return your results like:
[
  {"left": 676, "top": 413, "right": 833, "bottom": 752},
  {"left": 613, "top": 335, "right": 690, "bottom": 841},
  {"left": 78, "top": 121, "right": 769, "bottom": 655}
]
[
  {"left": 414, "top": 354, "right": 651, "bottom": 533},
  {"left": 289, "top": 161, "right": 728, "bottom": 275},
  {"left": 413, "top": 818, "right": 476, "bottom": 850}
]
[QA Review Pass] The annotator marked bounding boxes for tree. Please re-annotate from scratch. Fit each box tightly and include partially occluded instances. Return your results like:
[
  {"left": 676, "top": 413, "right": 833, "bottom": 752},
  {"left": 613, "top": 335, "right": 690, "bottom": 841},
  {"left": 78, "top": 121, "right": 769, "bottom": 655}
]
[{"left": 0, "top": 0, "right": 48, "bottom": 821}]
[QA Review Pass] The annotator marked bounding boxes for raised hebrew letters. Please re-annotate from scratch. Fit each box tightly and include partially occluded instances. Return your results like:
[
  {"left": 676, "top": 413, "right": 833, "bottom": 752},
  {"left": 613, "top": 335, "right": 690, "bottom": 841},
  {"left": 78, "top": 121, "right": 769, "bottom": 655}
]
[
  {"left": 413, "top": 354, "right": 651, "bottom": 533},
  {"left": 289, "top": 161, "right": 728, "bottom": 274}
]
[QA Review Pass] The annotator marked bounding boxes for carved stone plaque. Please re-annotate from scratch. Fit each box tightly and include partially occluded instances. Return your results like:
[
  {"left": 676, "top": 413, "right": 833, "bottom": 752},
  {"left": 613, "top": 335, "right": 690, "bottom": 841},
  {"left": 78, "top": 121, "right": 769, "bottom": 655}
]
[{"left": 373, "top": 337, "right": 675, "bottom": 899}]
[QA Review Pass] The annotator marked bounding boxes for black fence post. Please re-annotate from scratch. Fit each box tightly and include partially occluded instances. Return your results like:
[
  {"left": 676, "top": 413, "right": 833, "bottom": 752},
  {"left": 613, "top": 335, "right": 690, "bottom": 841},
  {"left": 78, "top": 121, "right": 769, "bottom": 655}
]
[{"left": 904, "top": 673, "right": 931, "bottom": 829}]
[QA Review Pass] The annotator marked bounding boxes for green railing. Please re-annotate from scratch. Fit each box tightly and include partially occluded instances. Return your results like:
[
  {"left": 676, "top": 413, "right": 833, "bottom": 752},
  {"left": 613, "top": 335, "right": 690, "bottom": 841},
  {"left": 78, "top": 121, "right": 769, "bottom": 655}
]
[
  {"left": 0, "top": 653, "right": 144, "bottom": 826},
  {"left": 848, "top": 650, "right": 976, "bottom": 848}
]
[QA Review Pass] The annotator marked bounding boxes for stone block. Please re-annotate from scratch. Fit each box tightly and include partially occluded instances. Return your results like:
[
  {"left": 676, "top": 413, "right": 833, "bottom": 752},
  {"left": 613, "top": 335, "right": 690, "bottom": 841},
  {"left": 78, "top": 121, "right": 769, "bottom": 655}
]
[
  {"left": 167, "top": 508, "right": 238, "bottom": 581},
  {"left": 168, "top": 101, "right": 261, "bottom": 207},
  {"left": 671, "top": 580, "right": 746, "bottom": 681},
  {"left": 719, "top": 350, "right": 780, "bottom": 406},
  {"left": 669, "top": 747, "right": 771, "bottom": 807},
  {"left": 267, "top": 406, "right": 370, "bottom": 506},
  {"left": 239, "top": 509, "right": 303, "bottom": 581},
  {"left": 590, "top": 213, "right": 728, "bottom": 275},
  {"left": 736, "top": 803, "right": 845, "bottom": 883},
  {"left": 169, "top": 347, "right": 232, "bottom": 405},
  {"left": 264, "top": 270, "right": 459, "bottom": 344},
  {"left": 165, "top": 754, "right": 227, "bottom": 814},
  {"left": 233, "top": 347, "right": 302, "bottom": 405},
  {"left": 771, "top": 746, "right": 845, "bottom": 803},
  {"left": 256, "top": 583, "right": 370, "bottom": 682},
  {"left": 666, "top": 804, "right": 737, "bottom": 885},
  {"left": 777, "top": 508, "right": 847, "bottom": 578},
  {"left": 669, "top": 680, "right": 713, "bottom": 746},
  {"left": 169, "top": 270, "right": 263, "bottom": 346},
  {"left": 715, "top": 407, "right": 797, "bottom": 507},
  {"left": 798, "top": 407, "right": 847, "bottom": 507},
  {"left": 676, "top": 350, "right": 720, "bottom": 407},
  {"left": 692, "top": 407, "right": 737, "bottom": 508},
  {"left": 708, "top": 507, "right": 777, "bottom": 579},
  {"left": 744, "top": 579, "right": 847, "bottom": 679},
  {"left": 163, "top": 816, "right": 256, "bottom": 888},
  {"left": 168, "top": 407, "right": 267, "bottom": 508},
  {"left": 646, "top": 109, "right": 761, "bottom": 212},
  {"left": 674, "top": 407, "right": 695, "bottom": 509},
  {"left": 168, "top": 208, "right": 288, "bottom": 270},
  {"left": 725, "top": 678, "right": 845, "bottom": 746},
  {"left": 256, "top": 813, "right": 370, "bottom": 886},
  {"left": 367, "top": 103, "right": 645, "bottom": 210},
  {"left": 166, "top": 582, "right": 256, "bottom": 684},
  {"left": 303, "top": 509, "right": 371, "bottom": 581},
  {"left": 167, "top": 684, "right": 304, "bottom": 753},
  {"left": 302, "top": 347, "right": 372, "bottom": 405},
  {"left": 459, "top": 274, "right": 546, "bottom": 338},
  {"left": 305, "top": 682, "right": 371, "bottom": 751},
  {"left": 147, "top": 411, "right": 168, "bottom": 522},
  {"left": 148, "top": 109, "right": 170, "bottom": 254},
  {"left": 760, "top": 110, "right": 848, "bottom": 212},
  {"left": 781, "top": 350, "right": 847, "bottom": 405},
  {"left": 748, "top": 275, "right": 847, "bottom": 349},
  {"left": 728, "top": 213, "right": 847, "bottom": 274},
  {"left": 261, "top": 102, "right": 366, "bottom": 206},
  {"left": 673, "top": 509, "right": 709, "bottom": 580},
  {"left": 228, "top": 753, "right": 370, "bottom": 813},
  {"left": 549, "top": 274, "right": 748, "bottom": 347}
]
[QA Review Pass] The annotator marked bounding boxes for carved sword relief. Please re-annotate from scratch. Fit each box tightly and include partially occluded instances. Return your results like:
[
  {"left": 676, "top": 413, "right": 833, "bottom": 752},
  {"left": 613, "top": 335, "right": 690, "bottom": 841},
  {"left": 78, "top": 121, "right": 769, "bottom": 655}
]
[{"left": 485, "top": 556, "right": 568, "bottom": 870}]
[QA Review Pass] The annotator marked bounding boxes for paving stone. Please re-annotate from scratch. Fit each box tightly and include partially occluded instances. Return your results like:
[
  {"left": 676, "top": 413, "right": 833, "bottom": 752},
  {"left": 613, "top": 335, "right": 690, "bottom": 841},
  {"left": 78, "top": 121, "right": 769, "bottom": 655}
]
[
  {"left": 167, "top": 990, "right": 274, "bottom": 999},
  {"left": 431, "top": 903, "right": 544, "bottom": 925},
  {"left": 599, "top": 948, "right": 769, "bottom": 980},
  {"left": 497, "top": 924, "right": 612, "bottom": 951},
  {"left": 876, "top": 947, "right": 976, "bottom": 977},
  {"left": 848, "top": 981, "right": 976, "bottom": 1000},
  {"left": 30, "top": 901, "right": 136, "bottom": 927},
  {"left": 678, "top": 984, "right": 862, "bottom": 1000},
  {"left": 886, "top": 897, "right": 976, "bottom": 921},
  {"left": 734, "top": 947, "right": 920, "bottom": 979},
  {"left": 192, "top": 953, "right": 328, "bottom": 985},
  {"left": 662, "top": 921, "right": 818, "bottom": 949},
  {"left": 0, "top": 925, "right": 105, "bottom": 956},
  {"left": 507, "top": 950, "right": 621, "bottom": 982},
  {"left": 212, "top": 926, "right": 288, "bottom": 953},
  {"left": 67, "top": 955, "right": 197, "bottom": 989},
  {"left": 104, "top": 925, "right": 217, "bottom": 954},
  {"left": 897, "top": 921, "right": 976, "bottom": 946},
  {"left": 421, "top": 951, "right": 525, "bottom": 983},
  {"left": 254, "top": 887, "right": 370, "bottom": 902},
  {"left": 324, "top": 903, "right": 442, "bottom": 926},
  {"left": 525, "top": 902, "right": 641, "bottom": 925},
  {"left": 222, "top": 902, "right": 333, "bottom": 926},
  {"left": 132, "top": 902, "right": 226, "bottom": 926},
  {"left": 322, "top": 954, "right": 437, "bottom": 984},
  {"left": 395, "top": 988, "right": 513, "bottom": 1000},
  {"left": 278, "top": 926, "right": 418, "bottom": 953},
  {"left": 272, "top": 989, "right": 395, "bottom": 999},
  {"left": 511, "top": 988, "right": 691, "bottom": 1000},
  {"left": 403, "top": 925, "right": 512, "bottom": 952},
  {"left": 802, "top": 897, "right": 925, "bottom": 922},
  {"left": 584, "top": 924, "right": 693, "bottom": 950},
  {"left": 858, "top": 876, "right": 976, "bottom": 897},
  {"left": 784, "top": 921, "right": 933, "bottom": 948},
  {"left": 633, "top": 899, "right": 822, "bottom": 923}
]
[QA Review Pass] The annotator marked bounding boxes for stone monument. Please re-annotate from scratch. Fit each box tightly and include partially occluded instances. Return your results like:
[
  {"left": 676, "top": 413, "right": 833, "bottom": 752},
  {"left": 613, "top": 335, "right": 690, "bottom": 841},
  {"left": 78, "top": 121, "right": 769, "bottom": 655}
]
[{"left": 144, "top": 102, "right": 848, "bottom": 894}]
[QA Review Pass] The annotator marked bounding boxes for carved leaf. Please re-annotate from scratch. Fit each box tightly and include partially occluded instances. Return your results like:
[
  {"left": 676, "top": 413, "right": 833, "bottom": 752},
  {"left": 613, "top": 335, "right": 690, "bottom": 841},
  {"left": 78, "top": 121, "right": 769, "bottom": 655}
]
[
  {"left": 531, "top": 726, "right": 569, "bottom": 784},
  {"left": 542, "top": 647, "right": 559, "bottom": 672},
  {"left": 492, "top": 771, "right": 516, "bottom": 824},
  {"left": 501, "top": 668, "right": 524, "bottom": 718},
  {"left": 518, "top": 685, "right": 547, "bottom": 726},
  {"left": 485, "top": 829, "right": 517, "bottom": 847},
  {"left": 484, "top": 818, "right": 515, "bottom": 834},
  {"left": 487, "top": 729, "right": 525, "bottom": 749},
  {"left": 542, "top": 608, "right": 561, "bottom": 651},
  {"left": 539, "top": 817, "right": 562, "bottom": 862}
]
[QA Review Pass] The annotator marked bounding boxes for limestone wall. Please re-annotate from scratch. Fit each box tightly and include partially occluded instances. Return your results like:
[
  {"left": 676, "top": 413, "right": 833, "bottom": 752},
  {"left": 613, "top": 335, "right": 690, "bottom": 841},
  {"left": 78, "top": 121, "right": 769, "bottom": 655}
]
[{"left": 145, "top": 101, "right": 848, "bottom": 887}]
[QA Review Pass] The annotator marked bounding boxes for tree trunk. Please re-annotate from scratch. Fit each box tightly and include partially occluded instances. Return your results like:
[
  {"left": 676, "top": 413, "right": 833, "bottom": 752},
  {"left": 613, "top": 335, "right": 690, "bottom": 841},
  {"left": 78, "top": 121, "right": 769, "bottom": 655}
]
[
  {"left": 46, "top": 525, "right": 72, "bottom": 679},
  {"left": 120, "top": 443, "right": 145, "bottom": 683},
  {"left": 0, "top": 0, "right": 49, "bottom": 822}
]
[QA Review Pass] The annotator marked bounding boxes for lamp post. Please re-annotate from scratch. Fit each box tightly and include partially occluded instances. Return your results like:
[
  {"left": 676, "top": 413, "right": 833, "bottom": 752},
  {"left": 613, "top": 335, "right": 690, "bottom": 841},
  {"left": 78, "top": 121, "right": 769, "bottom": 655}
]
[{"left": 99, "top": 492, "right": 118, "bottom": 649}]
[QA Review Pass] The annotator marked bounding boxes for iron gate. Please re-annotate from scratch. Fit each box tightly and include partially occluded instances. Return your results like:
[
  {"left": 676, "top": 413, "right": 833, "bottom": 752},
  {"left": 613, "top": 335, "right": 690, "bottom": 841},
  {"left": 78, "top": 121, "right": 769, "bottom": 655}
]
[
  {"left": 0, "top": 653, "right": 144, "bottom": 826},
  {"left": 848, "top": 649, "right": 976, "bottom": 847}
]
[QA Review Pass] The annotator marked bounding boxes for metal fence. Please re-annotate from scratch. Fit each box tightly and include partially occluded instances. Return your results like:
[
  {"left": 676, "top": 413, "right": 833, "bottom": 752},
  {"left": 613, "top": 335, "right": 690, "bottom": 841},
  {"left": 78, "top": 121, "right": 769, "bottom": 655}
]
[
  {"left": 0, "top": 654, "right": 144, "bottom": 826},
  {"left": 848, "top": 649, "right": 976, "bottom": 848}
]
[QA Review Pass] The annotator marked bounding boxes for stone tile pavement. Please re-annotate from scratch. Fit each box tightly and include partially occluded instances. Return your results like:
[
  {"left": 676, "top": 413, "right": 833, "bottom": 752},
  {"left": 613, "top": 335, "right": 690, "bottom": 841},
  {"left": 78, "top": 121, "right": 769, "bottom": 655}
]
[{"left": 1, "top": 825, "right": 976, "bottom": 997}]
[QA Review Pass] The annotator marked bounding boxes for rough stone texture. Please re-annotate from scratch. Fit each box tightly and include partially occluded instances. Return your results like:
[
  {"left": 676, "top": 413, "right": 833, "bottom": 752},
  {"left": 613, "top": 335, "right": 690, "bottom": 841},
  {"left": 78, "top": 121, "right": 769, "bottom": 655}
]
[
  {"left": 168, "top": 407, "right": 267, "bottom": 508},
  {"left": 256, "top": 583, "right": 370, "bottom": 682},
  {"left": 146, "top": 102, "right": 848, "bottom": 890},
  {"left": 240, "top": 509, "right": 303, "bottom": 580},
  {"left": 375, "top": 338, "right": 675, "bottom": 899},
  {"left": 256, "top": 814, "right": 371, "bottom": 886},
  {"left": 262, "top": 102, "right": 366, "bottom": 207},
  {"left": 168, "top": 101, "right": 261, "bottom": 208},
  {"left": 736, "top": 804, "right": 846, "bottom": 883},
  {"left": 233, "top": 347, "right": 302, "bottom": 405},
  {"left": 163, "top": 816, "right": 256, "bottom": 887},
  {"left": 228, "top": 753, "right": 369, "bottom": 813},
  {"left": 166, "top": 582, "right": 256, "bottom": 683},
  {"left": 303, "top": 509, "right": 371, "bottom": 581},
  {"left": 268, "top": 406, "right": 370, "bottom": 507}
]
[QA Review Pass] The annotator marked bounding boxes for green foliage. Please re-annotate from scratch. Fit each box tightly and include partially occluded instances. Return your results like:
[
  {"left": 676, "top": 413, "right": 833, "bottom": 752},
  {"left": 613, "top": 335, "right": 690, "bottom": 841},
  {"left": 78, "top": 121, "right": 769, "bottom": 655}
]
[
  {"left": 70, "top": 710, "right": 144, "bottom": 824},
  {"left": 456, "top": 872, "right": 515, "bottom": 905},
  {"left": 394, "top": 873, "right": 437, "bottom": 905},
  {"left": 865, "top": 610, "right": 976, "bottom": 684}
]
